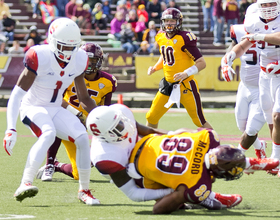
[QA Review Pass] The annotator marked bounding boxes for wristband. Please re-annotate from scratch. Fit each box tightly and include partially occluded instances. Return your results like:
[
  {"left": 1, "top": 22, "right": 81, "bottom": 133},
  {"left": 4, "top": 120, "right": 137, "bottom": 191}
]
[
  {"left": 66, "top": 104, "right": 80, "bottom": 116},
  {"left": 183, "top": 65, "right": 198, "bottom": 77},
  {"left": 254, "top": 34, "right": 265, "bottom": 41}
]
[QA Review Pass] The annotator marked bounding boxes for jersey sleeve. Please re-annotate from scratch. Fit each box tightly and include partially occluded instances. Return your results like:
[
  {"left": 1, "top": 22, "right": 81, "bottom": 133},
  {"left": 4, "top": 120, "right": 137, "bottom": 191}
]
[
  {"left": 95, "top": 160, "right": 126, "bottom": 175},
  {"left": 181, "top": 31, "right": 202, "bottom": 61},
  {"left": 23, "top": 48, "right": 39, "bottom": 74}
]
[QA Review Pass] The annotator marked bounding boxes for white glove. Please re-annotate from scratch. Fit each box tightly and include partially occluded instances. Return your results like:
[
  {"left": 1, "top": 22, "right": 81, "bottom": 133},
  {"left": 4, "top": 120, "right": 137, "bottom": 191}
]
[
  {"left": 266, "top": 61, "right": 280, "bottom": 75},
  {"left": 221, "top": 51, "right": 236, "bottom": 82},
  {"left": 241, "top": 33, "right": 265, "bottom": 42},
  {"left": 3, "top": 129, "right": 17, "bottom": 156}
]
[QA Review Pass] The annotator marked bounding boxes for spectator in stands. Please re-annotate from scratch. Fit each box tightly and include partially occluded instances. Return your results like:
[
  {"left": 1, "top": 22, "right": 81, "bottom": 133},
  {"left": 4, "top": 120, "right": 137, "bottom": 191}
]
[
  {"left": 120, "top": 22, "right": 139, "bottom": 53},
  {"left": 92, "top": 2, "right": 107, "bottom": 32},
  {"left": 32, "top": 0, "right": 42, "bottom": 19},
  {"left": 146, "top": 0, "right": 161, "bottom": 23},
  {"left": 110, "top": 11, "right": 125, "bottom": 41},
  {"left": 160, "top": 2, "right": 167, "bottom": 14},
  {"left": 128, "top": 9, "right": 138, "bottom": 32},
  {"left": 0, "top": 22, "right": 7, "bottom": 54},
  {"left": 136, "top": 40, "right": 150, "bottom": 55},
  {"left": 39, "top": 0, "right": 58, "bottom": 24},
  {"left": 132, "top": 0, "right": 145, "bottom": 10},
  {"left": 0, "top": 0, "right": 11, "bottom": 20},
  {"left": 65, "top": 0, "right": 76, "bottom": 19},
  {"left": 8, "top": 40, "right": 24, "bottom": 55},
  {"left": 102, "top": 0, "right": 113, "bottom": 23},
  {"left": 142, "top": 20, "right": 159, "bottom": 53},
  {"left": 224, "top": 0, "right": 239, "bottom": 44},
  {"left": 72, "top": 0, "right": 92, "bottom": 34},
  {"left": 116, "top": 0, "right": 128, "bottom": 20},
  {"left": 135, "top": 14, "right": 146, "bottom": 42},
  {"left": 137, "top": 4, "right": 148, "bottom": 23},
  {"left": 24, "top": 25, "right": 43, "bottom": 45},
  {"left": 212, "top": 0, "right": 224, "bottom": 46},
  {"left": 239, "top": 0, "right": 251, "bottom": 23},
  {"left": 23, "top": 38, "right": 35, "bottom": 53},
  {"left": 56, "top": 0, "right": 68, "bottom": 17},
  {"left": 200, "top": 0, "right": 214, "bottom": 33},
  {"left": 167, "top": 0, "right": 180, "bottom": 11},
  {"left": 84, "top": 0, "right": 101, "bottom": 11},
  {"left": 2, "top": 11, "right": 15, "bottom": 41}
]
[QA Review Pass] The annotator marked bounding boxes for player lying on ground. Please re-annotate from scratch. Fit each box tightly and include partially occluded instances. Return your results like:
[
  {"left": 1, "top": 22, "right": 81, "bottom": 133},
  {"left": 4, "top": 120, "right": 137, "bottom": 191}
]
[{"left": 85, "top": 104, "right": 279, "bottom": 213}]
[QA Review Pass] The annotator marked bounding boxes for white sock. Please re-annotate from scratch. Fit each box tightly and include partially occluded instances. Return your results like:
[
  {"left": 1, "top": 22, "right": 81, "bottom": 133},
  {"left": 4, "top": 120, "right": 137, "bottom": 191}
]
[
  {"left": 78, "top": 168, "right": 91, "bottom": 190},
  {"left": 252, "top": 138, "right": 261, "bottom": 150},
  {"left": 21, "top": 160, "right": 41, "bottom": 185},
  {"left": 271, "top": 142, "right": 280, "bottom": 159}
]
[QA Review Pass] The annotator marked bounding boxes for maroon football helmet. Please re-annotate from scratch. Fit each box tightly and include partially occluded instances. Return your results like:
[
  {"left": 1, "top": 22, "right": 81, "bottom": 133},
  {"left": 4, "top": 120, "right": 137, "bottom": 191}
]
[
  {"left": 206, "top": 145, "right": 246, "bottom": 181},
  {"left": 81, "top": 43, "right": 104, "bottom": 74},
  {"left": 160, "top": 8, "right": 183, "bottom": 34}
]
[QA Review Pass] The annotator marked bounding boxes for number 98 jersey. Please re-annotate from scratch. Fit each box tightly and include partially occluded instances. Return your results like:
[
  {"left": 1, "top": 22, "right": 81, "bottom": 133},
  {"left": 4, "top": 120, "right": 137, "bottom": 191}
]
[{"left": 155, "top": 30, "right": 203, "bottom": 83}]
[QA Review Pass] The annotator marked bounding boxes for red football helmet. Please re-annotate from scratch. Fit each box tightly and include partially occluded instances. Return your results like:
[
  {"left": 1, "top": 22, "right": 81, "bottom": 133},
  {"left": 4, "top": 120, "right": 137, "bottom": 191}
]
[
  {"left": 205, "top": 145, "right": 246, "bottom": 181},
  {"left": 80, "top": 43, "right": 104, "bottom": 74},
  {"left": 160, "top": 8, "right": 183, "bottom": 34}
]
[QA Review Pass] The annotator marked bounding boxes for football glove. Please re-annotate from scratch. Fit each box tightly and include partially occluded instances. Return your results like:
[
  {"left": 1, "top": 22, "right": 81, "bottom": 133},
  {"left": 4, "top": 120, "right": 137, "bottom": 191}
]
[
  {"left": 266, "top": 61, "right": 280, "bottom": 75},
  {"left": 221, "top": 51, "right": 236, "bottom": 82},
  {"left": 3, "top": 129, "right": 17, "bottom": 156},
  {"left": 241, "top": 33, "right": 265, "bottom": 42}
]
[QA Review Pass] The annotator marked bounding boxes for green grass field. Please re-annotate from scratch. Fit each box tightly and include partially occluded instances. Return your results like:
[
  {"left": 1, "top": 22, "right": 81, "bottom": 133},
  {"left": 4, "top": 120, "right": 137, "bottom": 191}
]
[{"left": 0, "top": 108, "right": 279, "bottom": 220}]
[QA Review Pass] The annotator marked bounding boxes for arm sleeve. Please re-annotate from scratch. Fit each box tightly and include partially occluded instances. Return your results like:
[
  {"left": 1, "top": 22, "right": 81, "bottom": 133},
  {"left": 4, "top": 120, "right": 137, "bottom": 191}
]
[
  {"left": 119, "top": 179, "right": 174, "bottom": 202},
  {"left": 6, "top": 85, "right": 27, "bottom": 130}
]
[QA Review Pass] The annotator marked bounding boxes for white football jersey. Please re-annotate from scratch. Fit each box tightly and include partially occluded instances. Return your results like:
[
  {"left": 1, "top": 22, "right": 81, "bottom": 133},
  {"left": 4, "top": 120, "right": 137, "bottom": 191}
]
[
  {"left": 231, "top": 24, "right": 260, "bottom": 87},
  {"left": 244, "top": 13, "right": 280, "bottom": 67},
  {"left": 91, "top": 104, "right": 138, "bottom": 168},
  {"left": 22, "top": 45, "right": 88, "bottom": 107}
]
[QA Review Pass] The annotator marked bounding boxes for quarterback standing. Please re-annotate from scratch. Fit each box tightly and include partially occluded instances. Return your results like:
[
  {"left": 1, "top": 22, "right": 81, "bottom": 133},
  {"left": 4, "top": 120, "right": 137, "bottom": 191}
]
[
  {"left": 37, "top": 43, "right": 117, "bottom": 181},
  {"left": 146, "top": 8, "right": 212, "bottom": 129},
  {"left": 3, "top": 18, "right": 100, "bottom": 205}
]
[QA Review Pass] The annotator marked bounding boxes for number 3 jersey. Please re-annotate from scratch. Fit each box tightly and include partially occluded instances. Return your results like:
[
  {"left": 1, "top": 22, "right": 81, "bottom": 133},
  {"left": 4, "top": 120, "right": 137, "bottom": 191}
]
[
  {"left": 129, "top": 129, "right": 220, "bottom": 203},
  {"left": 155, "top": 31, "right": 203, "bottom": 83},
  {"left": 21, "top": 44, "right": 88, "bottom": 107}
]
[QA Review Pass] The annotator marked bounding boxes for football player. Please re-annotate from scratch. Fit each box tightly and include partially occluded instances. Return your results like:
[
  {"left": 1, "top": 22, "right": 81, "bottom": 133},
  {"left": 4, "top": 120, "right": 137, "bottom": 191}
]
[
  {"left": 3, "top": 18, "right": 100, "bottom": 205},
  {"left": 221, "top": 22, "right": 267, "bottom": 160},
  {"left": 36, "top": 42, "right": 117, "bottom": 181},
  {"left": 146, "top": 8, "right": 213, "bottom": 129},
  {"left": 222, "top": 0, "right": 280, "bottom": 175},
  {"left": 86, "top": 104, "right": 279, "bottom": 212}
]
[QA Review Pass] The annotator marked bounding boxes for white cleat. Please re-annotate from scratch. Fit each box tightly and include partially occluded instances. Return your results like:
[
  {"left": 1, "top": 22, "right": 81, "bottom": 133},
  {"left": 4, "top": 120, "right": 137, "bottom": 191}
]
[
  {"left": 255, "top": 140, "right": 267, "bottom": 159},
  {"left": 41, "top": 164, "right": 55, "bottom": 181},
  {"left": 14, "top": 183, "right": 38, "bottom": 202},
  {"left": 78, "top": 189, "right": 100, "bottom": 205},
  {"left": 36, "top": 165, "right": 46, "bottom": 179},
  {"left": 244, "top": 157, "right": 279, "bottom": 174}
]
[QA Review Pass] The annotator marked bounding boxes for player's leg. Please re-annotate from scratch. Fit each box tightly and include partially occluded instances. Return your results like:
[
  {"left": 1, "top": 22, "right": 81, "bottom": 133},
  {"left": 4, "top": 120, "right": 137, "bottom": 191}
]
[
  {"left": 181, "top": 79, "right": 212, "bottom": 129},
  {"left": 61, "top": 140, "right": 79, "bottom": 179},
  {"left": 146, "top": 91, "right": 170, "bottom": 128},
  {"left": 15, "top": 106, "right": 57, "bottom": 202},
  {"left": 53, "top": 108, "right": 100, "bottom": 205},
  {"left": 271, "top": 85, "right": 280, "bottom": 163},
  {"left": 37, "top": 137, "right": 62, "bottom": 181}
]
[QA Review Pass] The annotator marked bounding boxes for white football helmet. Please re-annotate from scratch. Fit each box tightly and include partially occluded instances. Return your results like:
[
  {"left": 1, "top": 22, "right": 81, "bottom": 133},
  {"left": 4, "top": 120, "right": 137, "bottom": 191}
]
[
  {"left": 86, "top": 106, "right": 135, "bottom": 143},
  {"left": 48, "top": 17, "right": 81, "bottom": 63},
  {"left": 257, "top": 0, "right": 280, "bottom": 19}
]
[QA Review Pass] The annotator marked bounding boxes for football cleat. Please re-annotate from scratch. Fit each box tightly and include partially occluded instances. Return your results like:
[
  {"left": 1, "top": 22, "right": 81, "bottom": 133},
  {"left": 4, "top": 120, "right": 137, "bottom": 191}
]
[
  {"left": 36, "top": 164, "right": 46, "bottom": 179},
  {"left": 41, "top": 164, "right": 55, "bottom": 181},
  {"left": 267, "top": 168, "right": 279, "bottom": 175},
  {"left": 14, "top": 183, "right": 38, "bottom": 202},
  {"left": 78, "top": 189, "right": 100, "bottom": 205},
  {"left": 255, "top": 140, "right": 267, "bottom": 159},
  {"left": 215, "top": 193, "right": 242, "bottom": 208},
  {"left": 244, "top": 158, "right": 279, "bottom": 174}
]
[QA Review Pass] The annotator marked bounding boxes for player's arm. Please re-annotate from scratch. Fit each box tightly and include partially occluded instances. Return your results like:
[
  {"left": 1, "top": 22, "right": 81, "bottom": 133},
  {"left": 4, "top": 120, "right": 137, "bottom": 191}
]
[
  {"left": 147, "top": 55, "right": 163, "bottom": 75},
  {"left": 96, "top": 161, "right": 173, "bottom": 202},
  {"left": 153, "top": 185, "right": 187, "bottom": 214},
  {"left": 74, "top": 73, "right": 96, "bottom": 113},
  {"left": 136, "top": 122, "right": 167, "bottom": 137},
  {"left": 242, "top": 32, "right": 280, "bottom": 45},
  {"left": 4, "top": 48, "right": 37, "bottom": 156}
]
